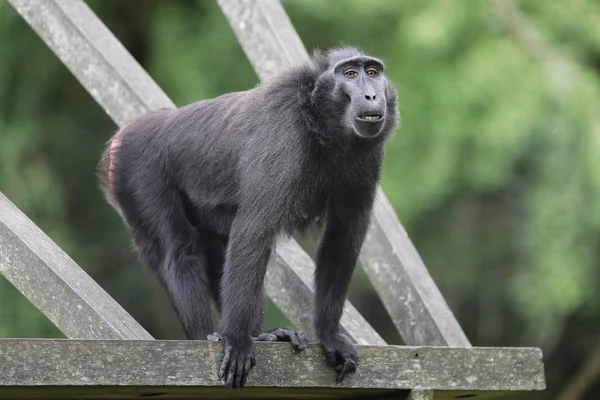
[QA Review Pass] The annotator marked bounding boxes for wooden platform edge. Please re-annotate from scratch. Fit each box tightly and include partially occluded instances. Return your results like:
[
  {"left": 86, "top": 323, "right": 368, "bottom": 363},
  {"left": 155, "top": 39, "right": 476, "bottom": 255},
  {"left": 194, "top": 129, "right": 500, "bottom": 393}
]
[{"left": 0, "top": 339, "right": 545, "bottom": 393}]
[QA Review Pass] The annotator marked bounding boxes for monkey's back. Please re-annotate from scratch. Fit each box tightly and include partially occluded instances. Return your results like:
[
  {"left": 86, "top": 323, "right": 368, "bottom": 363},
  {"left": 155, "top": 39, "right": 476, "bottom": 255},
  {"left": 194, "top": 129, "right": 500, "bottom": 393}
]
[{"left": 98, "top": 90, "right": 268, "bottom": 235}]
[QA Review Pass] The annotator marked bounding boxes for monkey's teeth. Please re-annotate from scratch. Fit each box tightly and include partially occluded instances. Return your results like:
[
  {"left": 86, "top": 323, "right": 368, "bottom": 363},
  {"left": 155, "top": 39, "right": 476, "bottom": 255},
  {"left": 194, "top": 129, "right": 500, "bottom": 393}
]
[{"left": 362, "top": 115, "right": 381, "bottom": 120}]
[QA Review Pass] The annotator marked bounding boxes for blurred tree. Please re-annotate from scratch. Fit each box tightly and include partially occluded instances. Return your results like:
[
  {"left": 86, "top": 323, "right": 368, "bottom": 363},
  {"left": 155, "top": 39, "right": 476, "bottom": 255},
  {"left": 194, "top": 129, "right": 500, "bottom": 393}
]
[{"left": 1, "top": 0, "right": 599, "bottom": 398}]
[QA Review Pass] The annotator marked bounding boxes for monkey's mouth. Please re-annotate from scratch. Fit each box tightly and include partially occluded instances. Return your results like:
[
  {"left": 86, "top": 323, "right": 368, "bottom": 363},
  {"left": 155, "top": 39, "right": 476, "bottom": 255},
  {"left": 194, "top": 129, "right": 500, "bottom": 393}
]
[{"left": 356, "top": 113, "right": 383, "bottom": 122}]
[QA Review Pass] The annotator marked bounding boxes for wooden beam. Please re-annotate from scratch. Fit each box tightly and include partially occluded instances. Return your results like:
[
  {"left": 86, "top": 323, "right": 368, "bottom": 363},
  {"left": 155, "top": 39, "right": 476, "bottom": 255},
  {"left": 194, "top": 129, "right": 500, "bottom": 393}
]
[
  {"left": 0, "top": 339, "right": 545, "bottom": 399},
  {"left": 6, "top": 0, "right": 383, "bottom": 345},
  {"left": 217, "top": 0, "right": 471, "bottom": 347},
  {"left": 0, "top": 193, "right": 152, "bottom": 340}
]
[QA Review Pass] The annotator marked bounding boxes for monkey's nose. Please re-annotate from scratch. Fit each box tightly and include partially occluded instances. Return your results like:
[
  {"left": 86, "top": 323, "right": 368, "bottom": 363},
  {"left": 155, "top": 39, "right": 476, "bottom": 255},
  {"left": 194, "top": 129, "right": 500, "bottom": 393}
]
[{"left": 365, "top": 94, "right": 377, "bottom": 101}]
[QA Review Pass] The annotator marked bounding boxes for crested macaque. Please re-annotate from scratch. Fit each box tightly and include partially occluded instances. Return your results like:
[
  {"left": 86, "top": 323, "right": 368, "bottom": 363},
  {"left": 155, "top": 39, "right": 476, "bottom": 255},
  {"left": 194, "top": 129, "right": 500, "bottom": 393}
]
[{"left": 98, "top": 46, "right": 399, "bottom": 389}]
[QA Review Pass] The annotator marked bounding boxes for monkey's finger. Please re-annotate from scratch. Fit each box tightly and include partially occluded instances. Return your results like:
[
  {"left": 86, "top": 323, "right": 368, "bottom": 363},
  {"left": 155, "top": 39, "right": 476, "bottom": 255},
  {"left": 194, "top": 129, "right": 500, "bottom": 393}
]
[
  {"left": 234, "top": 357, "right": 247, "bottom": 389},
  {"left": 218, "top": 349, "right": 232, "bottom": 381},
  {"left": 296, "top": 331, "right": 309, "bottom": 350},
  {"left": 336, "top": 359, "right": 357, "bottom": 382},
  {"left": 242, "top": 356, "right": 254, "bottom": 388},
  {"left": 289, "top": 333, "right": 300, "bottom": 349},
  {"left": 207, "top": 332, "right": 222, "bottom": 342},
  {"left": 225, "top": 358, "right": 238, "bottom": 390},
  {"left": 323, "top": 350, "right": 338, "bottom": 368}
]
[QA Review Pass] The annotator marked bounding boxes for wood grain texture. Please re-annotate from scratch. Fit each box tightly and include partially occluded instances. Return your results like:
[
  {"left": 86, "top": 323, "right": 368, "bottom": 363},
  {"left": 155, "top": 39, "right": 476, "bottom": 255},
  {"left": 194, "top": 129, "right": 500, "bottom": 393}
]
[
  {"left": 0, "top": 339, "right": 545, "bottom": 399},
  {"left": 0, "top": 193, "right": 152, "bottom": 340},
  {"left": 217, "top": 0, "right": 471, "bottom": 347},
  {"left": 5, "top": 0, "right": 380, "bottom": 345}
]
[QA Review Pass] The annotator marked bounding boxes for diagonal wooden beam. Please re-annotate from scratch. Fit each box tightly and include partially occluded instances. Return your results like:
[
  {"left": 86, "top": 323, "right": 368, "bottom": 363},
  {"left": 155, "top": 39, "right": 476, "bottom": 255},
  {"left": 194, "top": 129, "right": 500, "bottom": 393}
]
[
  {"left": 0, "top": 193, "right": 152, "bottom": 339},
  {"left": 217, "top": 0, "right": 471, "bottom": 347},
  {"left": 6, "top": 0, "right": 384, "bottom": 345}
]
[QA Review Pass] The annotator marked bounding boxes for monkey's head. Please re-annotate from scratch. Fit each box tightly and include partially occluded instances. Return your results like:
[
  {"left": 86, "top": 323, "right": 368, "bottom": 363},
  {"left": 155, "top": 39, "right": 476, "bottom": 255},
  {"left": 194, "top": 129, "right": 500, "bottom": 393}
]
[{"left": 308, "top": 47, "right": 399, "bottom": 141}]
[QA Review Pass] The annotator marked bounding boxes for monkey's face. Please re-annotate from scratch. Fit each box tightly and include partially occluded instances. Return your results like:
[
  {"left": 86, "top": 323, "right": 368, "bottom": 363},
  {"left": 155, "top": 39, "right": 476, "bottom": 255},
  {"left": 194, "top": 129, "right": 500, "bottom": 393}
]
[{"left": 333, "top": 56, "right": 389, "bottom": 139}]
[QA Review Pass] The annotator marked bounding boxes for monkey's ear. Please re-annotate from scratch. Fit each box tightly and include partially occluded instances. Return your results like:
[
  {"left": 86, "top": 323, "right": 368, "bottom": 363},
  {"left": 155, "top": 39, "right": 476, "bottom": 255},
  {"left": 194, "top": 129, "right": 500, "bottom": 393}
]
[
  {"left": 385, "top": 80, "right": 398, "bottom": 103},
  {"left": 311, "top": 70, "right": 337, "bottom": 100}
]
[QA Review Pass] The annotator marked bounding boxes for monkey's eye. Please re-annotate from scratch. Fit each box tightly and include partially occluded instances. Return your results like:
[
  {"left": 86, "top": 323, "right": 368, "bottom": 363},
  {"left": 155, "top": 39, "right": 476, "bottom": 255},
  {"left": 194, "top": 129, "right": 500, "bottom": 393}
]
[
  {"left": 366, "top": 69, "right": 379, "bottom": 77},
  {"left": 344, "top": 70, "right": 358, "bottom": 78}
]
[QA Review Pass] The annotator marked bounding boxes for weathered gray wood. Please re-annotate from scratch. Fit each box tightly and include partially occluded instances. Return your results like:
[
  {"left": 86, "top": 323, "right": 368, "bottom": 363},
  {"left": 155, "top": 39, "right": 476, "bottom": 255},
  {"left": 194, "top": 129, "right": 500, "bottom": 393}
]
[
  {"left": 217, "top": 0, "right": 471, "bottom": 348},
  {"left": 6, "top": 0, "right": 175, "bottom": 126},
  {"left": 7, "top": 0, "right": 380, "bottom": 345},
  {"left": 0, "top": 339, "right": 545, "bottom": 399},
  {"left": 0, "top": 193, "right": 152, "bottom": 340}
]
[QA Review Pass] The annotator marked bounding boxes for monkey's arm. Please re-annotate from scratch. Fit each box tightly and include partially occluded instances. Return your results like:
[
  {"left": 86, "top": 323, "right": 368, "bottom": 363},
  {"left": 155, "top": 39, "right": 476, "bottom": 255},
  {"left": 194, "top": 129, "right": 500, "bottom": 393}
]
[
  {"left": 218, "top": 207, "right": 276, "bottom": 389},
  {"left": 314, "top": 191, "right": 374, "bottom": 381}
]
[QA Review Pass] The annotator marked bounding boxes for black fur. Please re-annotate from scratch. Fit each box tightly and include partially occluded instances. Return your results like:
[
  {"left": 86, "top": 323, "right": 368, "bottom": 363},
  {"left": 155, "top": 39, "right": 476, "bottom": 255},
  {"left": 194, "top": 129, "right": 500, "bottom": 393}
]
[{"left": 98, "top": 46, "right": 399, "bottom": 389}]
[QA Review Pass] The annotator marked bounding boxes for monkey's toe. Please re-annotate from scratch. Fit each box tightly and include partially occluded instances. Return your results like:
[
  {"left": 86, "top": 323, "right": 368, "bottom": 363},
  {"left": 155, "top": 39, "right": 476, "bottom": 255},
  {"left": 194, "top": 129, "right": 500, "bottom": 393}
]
[
  {"left": 255, "top": 327, "right": 308, "bottom": 351},
  {"left": 207, "top": 332, "right": 223, "bottom": 342}
]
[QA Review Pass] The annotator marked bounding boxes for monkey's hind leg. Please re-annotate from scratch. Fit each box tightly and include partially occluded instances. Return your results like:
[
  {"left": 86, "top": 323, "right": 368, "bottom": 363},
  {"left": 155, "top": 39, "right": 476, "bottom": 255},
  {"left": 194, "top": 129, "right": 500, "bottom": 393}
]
[
  {"left": 120, "top": 182, "right": 215, "bottom": 340},
  {"left": 160, "top": 246, "right": 214, "bottom": 340}
]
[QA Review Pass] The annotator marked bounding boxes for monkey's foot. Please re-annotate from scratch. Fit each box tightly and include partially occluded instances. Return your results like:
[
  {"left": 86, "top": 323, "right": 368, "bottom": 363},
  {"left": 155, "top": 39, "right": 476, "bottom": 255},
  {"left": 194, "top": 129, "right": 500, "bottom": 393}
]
[
  {"left": 320, "top": 332, "right": 359, "bottom": 382},
  {"left": 207, "top": 328, "right": 308, "bottom": 352},
  {"left": 255, "top": 327, "right": 308, "bottom": 352}
]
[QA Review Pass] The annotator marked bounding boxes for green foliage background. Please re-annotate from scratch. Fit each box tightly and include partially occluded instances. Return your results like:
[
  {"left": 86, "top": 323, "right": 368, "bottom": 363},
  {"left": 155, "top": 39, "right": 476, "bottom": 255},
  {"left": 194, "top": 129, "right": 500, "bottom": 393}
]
[{"left": 1, "top": 1, "right": 600, "bottom": 398}]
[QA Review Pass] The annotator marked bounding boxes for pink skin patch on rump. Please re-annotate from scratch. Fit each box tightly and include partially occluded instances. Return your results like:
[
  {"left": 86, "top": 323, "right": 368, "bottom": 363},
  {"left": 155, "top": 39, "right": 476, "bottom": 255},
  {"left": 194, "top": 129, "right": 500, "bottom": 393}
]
[
  {"left": 108, "top": 122, "right": 131, "bottom": 191},
  {"left": 108, "top": 138, "right": 122, "bottom": 190}
]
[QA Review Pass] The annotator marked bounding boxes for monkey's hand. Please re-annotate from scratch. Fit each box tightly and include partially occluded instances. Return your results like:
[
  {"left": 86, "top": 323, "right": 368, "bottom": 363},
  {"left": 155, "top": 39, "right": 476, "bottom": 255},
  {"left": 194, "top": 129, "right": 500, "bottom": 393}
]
[
  {"left": 256, "top": 327, "right": 308, "bottom": 352},
  {"left": 320, "top": 332, "right": 359, "bottom": 382},
  {"left": 218, "top": 337, "right": 256, "bottom": 390}
]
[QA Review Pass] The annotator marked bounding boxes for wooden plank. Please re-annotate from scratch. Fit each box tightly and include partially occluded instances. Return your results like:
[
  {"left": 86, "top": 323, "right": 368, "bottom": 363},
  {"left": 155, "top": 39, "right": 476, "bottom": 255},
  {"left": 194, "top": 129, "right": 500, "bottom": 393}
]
[
  {"left": 6, "top": 0, "right": 381, "bottom": 345},
  {"left": 217, "top": 0, "right": 471, "bottom": 347},
  {"left": 0, "top": 193, "right": 152, "bottom": 340},
  {"left": 0, "top": 339, "right": 546, "bottom": 399}
]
